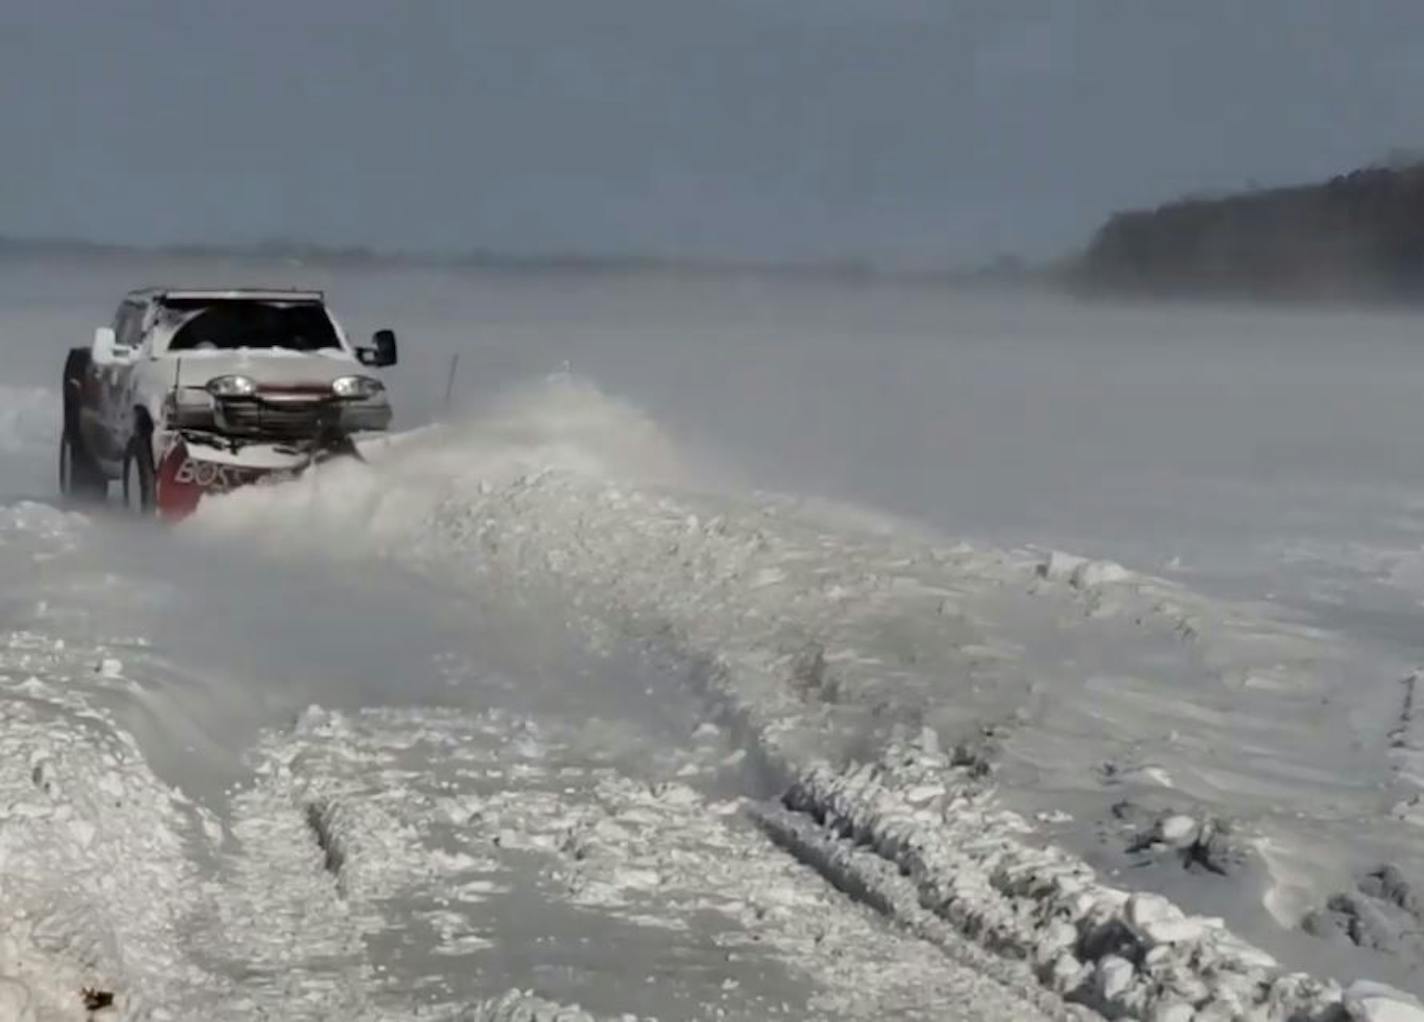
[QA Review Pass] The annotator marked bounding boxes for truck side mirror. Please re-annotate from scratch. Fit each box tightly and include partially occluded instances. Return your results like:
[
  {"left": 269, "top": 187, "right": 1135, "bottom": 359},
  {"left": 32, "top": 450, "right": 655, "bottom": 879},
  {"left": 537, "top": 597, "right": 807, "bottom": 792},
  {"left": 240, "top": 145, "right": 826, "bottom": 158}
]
[
  {"left": 358, "top": 329, "right": 398, "bottom": 367},
  {"left": 92, "top": 326, "right": 130, "bottom": 365}
]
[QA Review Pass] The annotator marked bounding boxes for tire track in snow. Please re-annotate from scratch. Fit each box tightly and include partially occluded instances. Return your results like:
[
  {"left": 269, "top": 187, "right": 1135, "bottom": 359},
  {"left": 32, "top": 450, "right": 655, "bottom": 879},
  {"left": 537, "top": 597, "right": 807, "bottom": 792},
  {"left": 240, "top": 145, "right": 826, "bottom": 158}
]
[
  {"left": 1389, "top": 671, "right": 1424, "bottom": 822},
  {"left": 247, "top": 704, "right": 1057, "bottom": 1021},
  {"left": 0, "top": 582, "right": 602, "bottom": 1019},
  {"left": 192, "top": 779, "right": 378, "bottom": 1019}
]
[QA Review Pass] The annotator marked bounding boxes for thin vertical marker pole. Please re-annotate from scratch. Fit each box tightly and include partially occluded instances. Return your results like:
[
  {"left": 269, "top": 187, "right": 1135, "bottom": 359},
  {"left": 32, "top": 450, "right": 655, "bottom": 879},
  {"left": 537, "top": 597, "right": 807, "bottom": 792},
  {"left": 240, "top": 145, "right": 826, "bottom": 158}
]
[{"left": 442, "top": 352, "right": 461, "bottom": 420}]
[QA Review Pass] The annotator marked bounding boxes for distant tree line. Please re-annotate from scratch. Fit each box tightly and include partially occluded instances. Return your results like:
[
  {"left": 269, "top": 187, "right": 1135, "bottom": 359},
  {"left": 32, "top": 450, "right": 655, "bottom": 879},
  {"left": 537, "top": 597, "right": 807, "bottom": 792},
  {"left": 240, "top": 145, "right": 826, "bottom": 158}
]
[{"left": 1074, "top": 162, "right": 1424, "bottom": 301}]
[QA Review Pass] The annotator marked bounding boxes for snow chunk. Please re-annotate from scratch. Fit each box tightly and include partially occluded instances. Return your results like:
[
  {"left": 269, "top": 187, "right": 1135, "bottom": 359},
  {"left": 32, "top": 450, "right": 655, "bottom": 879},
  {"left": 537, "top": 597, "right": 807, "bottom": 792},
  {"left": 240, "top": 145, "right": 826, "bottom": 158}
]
[
  {"left": 1344, "top": 982, "right": 1424, "bottom": 1022},
  {"left": 1036, "top": 551, "right": 1132, "bottom": 589},
  {"left": 1126, "top": 892, "right": 1183, "bottom": 934},
  {"left": 1096, "top": 955, "right": 1135, "bottom": 1000},
  {"left": 1037, "top": 550, "right": 1088, "bottom": 581},
  {"left": 1049, "top": 952, "right": 1084, "bottom": 993},
  {"left": 1071, "top": 559, "right": 1132, "bottom": 590},
  {"left": 1151, "top": 1002, "right": 1195, "bottom": 1022},
  {"left": 903, "top": 783, "right": 945, "bottom": 805},
  {"left": 1156, "top": 814, "right": 1199, "bottom": 848}
]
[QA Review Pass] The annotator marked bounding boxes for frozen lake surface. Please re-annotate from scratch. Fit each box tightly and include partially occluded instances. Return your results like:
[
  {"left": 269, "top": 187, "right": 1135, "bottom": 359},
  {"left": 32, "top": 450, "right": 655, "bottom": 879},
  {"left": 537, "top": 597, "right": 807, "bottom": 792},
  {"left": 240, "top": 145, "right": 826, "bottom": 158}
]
[{"left": 2, "top": 254, "right": 1423, "bottom": 1019}]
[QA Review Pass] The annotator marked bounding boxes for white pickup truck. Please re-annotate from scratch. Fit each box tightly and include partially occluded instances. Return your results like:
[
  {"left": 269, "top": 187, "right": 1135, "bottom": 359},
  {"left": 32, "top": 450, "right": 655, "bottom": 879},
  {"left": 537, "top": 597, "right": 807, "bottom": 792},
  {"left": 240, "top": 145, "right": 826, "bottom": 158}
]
[{"left": 60, "top": 288, "right": 397, "bottom": 519}]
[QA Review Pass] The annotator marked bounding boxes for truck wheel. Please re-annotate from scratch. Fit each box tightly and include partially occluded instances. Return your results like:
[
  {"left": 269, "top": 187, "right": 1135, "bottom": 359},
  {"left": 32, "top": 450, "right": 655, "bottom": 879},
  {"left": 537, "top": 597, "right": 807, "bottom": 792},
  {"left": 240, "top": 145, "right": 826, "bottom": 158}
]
[
  {"left": 58, "top": 425, "right": 108, "bottom": 503},
  {"left": 59, "top": 347, "right": 108, "bottom": 504},
  {"left": 121, "top": 431, "right": 157, "bottom": 515}
]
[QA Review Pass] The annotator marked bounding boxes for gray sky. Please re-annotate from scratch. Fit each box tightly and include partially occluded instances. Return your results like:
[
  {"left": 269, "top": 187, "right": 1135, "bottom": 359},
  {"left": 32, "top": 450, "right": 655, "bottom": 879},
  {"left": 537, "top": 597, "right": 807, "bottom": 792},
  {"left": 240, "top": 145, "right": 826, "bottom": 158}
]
[{"left": 3, "top": 1, "right": 1424, "bottom": 267}]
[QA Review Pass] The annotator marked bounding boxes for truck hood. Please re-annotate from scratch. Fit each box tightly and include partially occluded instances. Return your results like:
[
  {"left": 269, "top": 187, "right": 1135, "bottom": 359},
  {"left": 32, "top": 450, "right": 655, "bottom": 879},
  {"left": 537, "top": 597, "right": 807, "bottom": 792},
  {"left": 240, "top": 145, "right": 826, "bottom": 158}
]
[{"left": 167, "top": 350, "right": 363, "bottom": 391}]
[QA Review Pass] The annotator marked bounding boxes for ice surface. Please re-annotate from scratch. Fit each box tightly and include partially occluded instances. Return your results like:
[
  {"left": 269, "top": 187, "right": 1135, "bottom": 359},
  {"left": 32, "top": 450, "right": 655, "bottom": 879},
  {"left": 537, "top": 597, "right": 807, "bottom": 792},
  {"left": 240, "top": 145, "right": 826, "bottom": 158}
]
[{"left": 6, "top": 256, "right": 1424, "bottom": 1016}]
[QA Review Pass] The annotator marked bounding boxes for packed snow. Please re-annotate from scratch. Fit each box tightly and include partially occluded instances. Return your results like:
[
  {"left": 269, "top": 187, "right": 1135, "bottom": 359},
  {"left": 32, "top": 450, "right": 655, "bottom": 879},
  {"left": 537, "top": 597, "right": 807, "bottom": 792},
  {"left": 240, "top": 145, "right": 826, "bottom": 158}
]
[{"left": 3, "top": 255, "right": 1424, "bottom": 1019}]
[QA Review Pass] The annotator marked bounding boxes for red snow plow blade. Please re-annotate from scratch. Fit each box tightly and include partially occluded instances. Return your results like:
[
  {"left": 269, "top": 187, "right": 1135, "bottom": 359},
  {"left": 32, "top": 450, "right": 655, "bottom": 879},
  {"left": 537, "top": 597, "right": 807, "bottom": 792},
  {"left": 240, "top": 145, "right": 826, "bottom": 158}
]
[{"left": 154, "top": 437, "right": 304, "bottom": 521}]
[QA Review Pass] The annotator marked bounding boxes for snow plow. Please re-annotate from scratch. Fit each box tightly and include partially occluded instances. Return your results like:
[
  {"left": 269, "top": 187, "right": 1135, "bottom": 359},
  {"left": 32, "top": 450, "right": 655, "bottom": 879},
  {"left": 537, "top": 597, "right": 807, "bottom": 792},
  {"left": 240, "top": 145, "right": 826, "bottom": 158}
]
[{"left": 60, "top": 288, "right": 397, "bottom": 520}]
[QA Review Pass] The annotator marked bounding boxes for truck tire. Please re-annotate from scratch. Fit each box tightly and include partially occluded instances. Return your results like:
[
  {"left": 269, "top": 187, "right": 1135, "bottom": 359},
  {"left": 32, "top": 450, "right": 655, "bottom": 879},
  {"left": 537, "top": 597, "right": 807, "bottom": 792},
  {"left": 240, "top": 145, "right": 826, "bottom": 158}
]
[
  {"left": 59, "top": 348, "right": 108, "bottom": 503},
  {"left": 121, "top": 428, "right": 156, "bottom": 515}
]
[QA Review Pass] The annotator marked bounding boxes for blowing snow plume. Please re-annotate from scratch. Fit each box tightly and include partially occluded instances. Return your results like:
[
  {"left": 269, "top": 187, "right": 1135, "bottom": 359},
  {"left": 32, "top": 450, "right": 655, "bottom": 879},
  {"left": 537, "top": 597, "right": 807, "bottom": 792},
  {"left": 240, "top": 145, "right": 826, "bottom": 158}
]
[
  {"left": 187, "top": 374, "right": 1424, "bottom": 1017},
  {"left": 193, "top": 375, "right": 694, "bottom": 546}
]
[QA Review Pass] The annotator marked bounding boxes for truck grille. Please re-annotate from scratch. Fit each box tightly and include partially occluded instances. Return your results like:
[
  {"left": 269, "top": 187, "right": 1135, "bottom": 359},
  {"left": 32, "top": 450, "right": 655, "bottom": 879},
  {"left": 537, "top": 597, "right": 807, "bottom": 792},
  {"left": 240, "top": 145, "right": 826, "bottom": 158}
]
[{"left": 215, "top": 399, "right": 337, "bottom": 438}]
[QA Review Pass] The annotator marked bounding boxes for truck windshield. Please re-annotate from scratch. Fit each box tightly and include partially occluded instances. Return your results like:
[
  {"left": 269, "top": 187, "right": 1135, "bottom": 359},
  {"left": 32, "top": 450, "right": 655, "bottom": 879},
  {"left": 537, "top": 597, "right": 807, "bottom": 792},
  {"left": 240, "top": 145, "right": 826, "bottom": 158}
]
[{"left": 166, "top": 301, "right": 342, "bottom": 352}]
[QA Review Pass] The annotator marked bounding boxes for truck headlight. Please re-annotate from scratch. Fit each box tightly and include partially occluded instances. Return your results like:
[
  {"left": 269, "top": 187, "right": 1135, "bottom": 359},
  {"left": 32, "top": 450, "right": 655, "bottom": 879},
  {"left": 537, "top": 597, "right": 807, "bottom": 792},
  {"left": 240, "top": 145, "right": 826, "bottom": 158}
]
[
  {"left": 206, "top": 375, "right": 258, "bottom": 398},
  {"left": 331, "top": 375, "right": 384, "bottom": 399}
]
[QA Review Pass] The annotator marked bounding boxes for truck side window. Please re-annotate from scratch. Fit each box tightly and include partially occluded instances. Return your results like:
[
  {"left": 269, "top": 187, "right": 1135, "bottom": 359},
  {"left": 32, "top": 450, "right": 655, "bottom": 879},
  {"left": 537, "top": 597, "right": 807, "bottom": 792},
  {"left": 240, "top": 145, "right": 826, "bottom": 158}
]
[{"left": 115, "top": 303, "right": 144, "bottom": 351}]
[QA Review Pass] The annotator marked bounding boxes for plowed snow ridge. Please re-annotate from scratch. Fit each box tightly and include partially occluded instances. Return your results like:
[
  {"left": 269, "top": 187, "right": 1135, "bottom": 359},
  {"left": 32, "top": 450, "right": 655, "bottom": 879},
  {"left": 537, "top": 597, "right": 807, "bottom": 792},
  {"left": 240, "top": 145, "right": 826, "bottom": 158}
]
[{"left": 193, "top": 378, "right": 1424, "bottom": 1021}]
